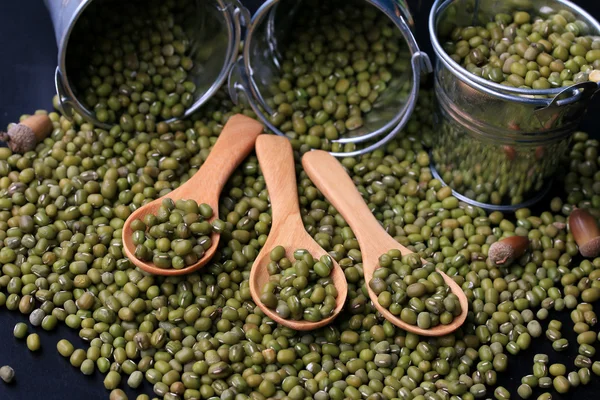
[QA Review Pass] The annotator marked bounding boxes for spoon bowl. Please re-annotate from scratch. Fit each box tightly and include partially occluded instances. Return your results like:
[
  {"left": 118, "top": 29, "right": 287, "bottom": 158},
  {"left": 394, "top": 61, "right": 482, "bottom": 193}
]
[
  {"left": 123, "top": 114, "right": 264, "bottom": 276},
  {"left": 302, "top": 150, "right": 468, "bottom": 336},
  {"left": 250, "top": 135, "right": 347, "bottom": 330}
]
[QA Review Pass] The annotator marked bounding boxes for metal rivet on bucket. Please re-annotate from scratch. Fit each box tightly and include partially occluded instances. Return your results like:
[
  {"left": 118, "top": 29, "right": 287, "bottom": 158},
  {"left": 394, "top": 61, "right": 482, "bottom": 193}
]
[
  {"left": 229, "top": 0, "right": 432, "bottom": 158},
  {"left": 45, "top": 0, "right": 249, "bottom": 129},
  {"left": 429, "top": 0, "right": 600, "bottom": 211}
]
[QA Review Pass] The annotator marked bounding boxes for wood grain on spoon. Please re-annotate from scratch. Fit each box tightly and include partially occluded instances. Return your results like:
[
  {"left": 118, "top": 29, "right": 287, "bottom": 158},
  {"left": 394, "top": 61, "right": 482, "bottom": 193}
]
[
  {"left": 250, "top": 135, "right": 347, "bottom": 330},
  {"left": 122, "top": 114, "right": 264, "bottom": 276},
  {"left": 302, "top": 150, "right": 468, "bottom": 337}
]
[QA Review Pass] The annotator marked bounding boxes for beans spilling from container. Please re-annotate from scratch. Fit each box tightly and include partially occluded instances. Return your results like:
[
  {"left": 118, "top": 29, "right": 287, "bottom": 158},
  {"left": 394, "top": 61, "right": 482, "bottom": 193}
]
[
  {"left": 266, "top": 0, "right": 410, "bottom": 153},
  {"left": 130, "top": 198, "right": 217, "bottom": 269},
  {"left": 67, "top": 0, "right": 197, "bottom": 129},
  {"left": 369, "top": 251, "right": 463, "bottom": 328},
  {"left": 260, "top": 247, "right": 338, "bottom": 322},
  {"left": 442, "top": 8, "right": 600, "bottom": 89},
  {"left": 0, "top": 81, "right": 600, "bottom": 400}
]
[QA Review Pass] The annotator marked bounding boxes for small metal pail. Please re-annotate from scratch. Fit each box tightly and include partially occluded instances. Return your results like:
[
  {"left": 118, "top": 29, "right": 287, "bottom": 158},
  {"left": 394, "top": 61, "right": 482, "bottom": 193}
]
[
  {"left": 429, "top": 0, "right": 600, "bottom": 210},
  {"left": 229, "top": 0, "right": 432, "bottom": 157},
  {"left": 44, "top": 0, "right": 249, "bottom": 129}
]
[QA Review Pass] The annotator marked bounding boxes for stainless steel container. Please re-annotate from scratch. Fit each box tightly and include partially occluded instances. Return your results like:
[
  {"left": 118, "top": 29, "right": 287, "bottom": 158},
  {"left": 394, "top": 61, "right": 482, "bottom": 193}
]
[
  {"left": 45, "top": 0, "right": 249, "bottom": 129},
  {"left": 229, "top": 0, "right": 432, "bottom": 157},
  {"left": 429, "top": 0, "right": 600, "bottom": 211}
]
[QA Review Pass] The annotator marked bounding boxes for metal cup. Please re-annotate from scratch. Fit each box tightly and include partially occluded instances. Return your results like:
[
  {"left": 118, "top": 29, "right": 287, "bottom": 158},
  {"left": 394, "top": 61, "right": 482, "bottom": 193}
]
[
  {"left": 429, "top": 0, "right": 600, "bottom": 210},
  {"left": 45, "top": 0, "right": 249, "bottom": 129},
  {"left": 229, "top": 0, "right": 432, "bottom": 157}
]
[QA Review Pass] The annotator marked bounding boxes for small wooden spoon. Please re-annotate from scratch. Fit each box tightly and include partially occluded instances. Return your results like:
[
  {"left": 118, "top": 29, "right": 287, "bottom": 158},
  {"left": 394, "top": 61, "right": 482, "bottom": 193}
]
[
  {"left": 302, "top": 150, "right": 468, "bottom": 336},
  {"left": 123, "top": 114, "right": 264, "bottom": 276},
  {"left": 250, "top": 135, "right": 348, "bottom": 330}
]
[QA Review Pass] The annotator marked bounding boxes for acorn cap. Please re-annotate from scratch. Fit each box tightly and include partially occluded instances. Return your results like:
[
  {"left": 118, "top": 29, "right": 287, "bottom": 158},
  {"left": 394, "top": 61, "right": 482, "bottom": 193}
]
[
  {"left": 579, "top": 236, "right": 600, "bottom": 259},
  {"left": 488, "top": 236, "right": 530, "bottom": 266},
  {"left": 7, "top": 124, "right": 36, "bottom": 153},
  {"left": 6, "top": 114, "right": 53, "bottom": 153}
]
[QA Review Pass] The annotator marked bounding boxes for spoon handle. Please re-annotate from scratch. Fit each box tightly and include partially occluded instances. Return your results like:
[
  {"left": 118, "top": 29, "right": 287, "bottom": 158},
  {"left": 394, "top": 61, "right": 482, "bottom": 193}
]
[
  {"left": 177, "top": 114, "right": 264, "bottom": 199},
  {"left": 255, "top": 135, "right": 302, "bottom": 227},
  {"left": 302, "top": 150, "right": 413, "bottom": 257}
]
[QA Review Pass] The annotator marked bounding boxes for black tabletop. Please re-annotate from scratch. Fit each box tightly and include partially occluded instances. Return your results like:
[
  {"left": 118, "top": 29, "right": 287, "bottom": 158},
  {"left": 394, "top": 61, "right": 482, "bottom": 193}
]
[{"left": 0, "top": 1, "right": 599, "bottom": 400}]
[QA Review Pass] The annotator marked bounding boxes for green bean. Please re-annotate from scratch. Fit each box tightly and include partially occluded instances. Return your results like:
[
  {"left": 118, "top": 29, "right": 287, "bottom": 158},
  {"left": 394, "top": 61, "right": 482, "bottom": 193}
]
[
  {"left": 104, "top": 371, "right": 121, "bottom": 390},
  {"left": 0, "top": 366, "right": 15, "bottom": 384},
  {"left": 80, "top": 359, "right": 95, "bottom": 376},
  {"left": 109, "top": 389, "right": 128, "bottom": 400},
  {"left": 26, "top": 333, "right": 40, "bottom": 352},
  {"left": 517, "top": 384, "right": 532, "bottom": 399},
  {"left": 57, "top": 340, "right": 75, "bottom": 358},
  {"left": 553, "top": 376, "right": 570, "bottom": 394},
  {"left": 13, "top": 322, "right": 28, "bottom": 339}
]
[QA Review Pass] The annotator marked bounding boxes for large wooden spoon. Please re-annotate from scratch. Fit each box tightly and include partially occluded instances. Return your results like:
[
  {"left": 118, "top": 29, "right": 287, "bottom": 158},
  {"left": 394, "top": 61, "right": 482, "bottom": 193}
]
[
  {"left": 250, "top": 135, "right": 347, "bottom": 330},
  {"left": 302, "top": 150, "right": 468, "bottom": 336},
  {"left": 123, "top": 114, "right": 264, "bottom": 276}
]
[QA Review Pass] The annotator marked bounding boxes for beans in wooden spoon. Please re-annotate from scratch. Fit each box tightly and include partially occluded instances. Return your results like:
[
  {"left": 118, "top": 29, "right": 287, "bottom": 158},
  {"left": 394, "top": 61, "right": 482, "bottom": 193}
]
[
  {"left": 302, "top": 150, "right": 468, "bottom": 336},
  {"left": 250, "top": 135, "right": 347, "bottom": 330},
  {"left": 122, "top": 114, "right": 264, "bottom": 276}
]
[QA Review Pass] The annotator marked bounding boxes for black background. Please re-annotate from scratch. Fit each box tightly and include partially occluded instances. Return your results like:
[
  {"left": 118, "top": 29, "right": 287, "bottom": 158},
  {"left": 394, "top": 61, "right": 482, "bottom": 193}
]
[{"left": 0, "top": 1, "right": 599, "bottom": 399}]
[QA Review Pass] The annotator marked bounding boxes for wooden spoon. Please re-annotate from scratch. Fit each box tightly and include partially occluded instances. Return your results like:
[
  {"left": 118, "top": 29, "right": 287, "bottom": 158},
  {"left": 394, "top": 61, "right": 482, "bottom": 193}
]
[
  {"left": 302, "top": 150, "right": 468, "bottom": 336},
  {"left": 250, "top": 135, "right": 348, "bottom": 330},
  {"left": 122, "top": 114, "right": 264, "bottom": 276}
]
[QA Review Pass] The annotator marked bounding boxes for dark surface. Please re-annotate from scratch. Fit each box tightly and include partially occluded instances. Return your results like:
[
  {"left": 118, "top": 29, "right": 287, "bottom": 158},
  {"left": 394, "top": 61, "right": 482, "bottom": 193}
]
[{"left": 0, "top": 1, "right": 599, "bottom": 400}]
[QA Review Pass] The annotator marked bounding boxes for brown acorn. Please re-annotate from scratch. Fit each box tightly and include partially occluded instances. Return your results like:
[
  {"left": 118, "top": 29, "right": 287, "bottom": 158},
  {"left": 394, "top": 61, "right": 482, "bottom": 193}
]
[
  {"left": 488, "top": 236, "right": 530, "bottom": 266},
  {"left": 568, "top": 208, "right": 600, "bottom": 258},
  {"left": 503, "top": 145, "right": 516, "bottom": 161},
  {"left": 3, "top": 114, "right": 53, "bottom": 153},
  {"left": 535, "top": 145, "right": 545, "bottom": 161}
]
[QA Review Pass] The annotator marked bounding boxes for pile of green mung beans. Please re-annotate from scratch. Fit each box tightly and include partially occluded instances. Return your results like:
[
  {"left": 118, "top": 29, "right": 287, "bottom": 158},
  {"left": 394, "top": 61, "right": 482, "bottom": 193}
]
[
  {"left": 0, "top": 56, "right": 600, "bottom": 400},
  {"left": 260, "top": 246, "right": 337, "bottom": 322},
  {"left": 369, "top": 250, "right": 463, "bottom": 328},
  {"left": 130, "top": 198, "right": 217, "bottom": 269},
  {"left": 441, "top": 8, "right": 600, "bottom": 89},
  {"left": 67, "top": 0, "right": 197, "bottom": 130}
]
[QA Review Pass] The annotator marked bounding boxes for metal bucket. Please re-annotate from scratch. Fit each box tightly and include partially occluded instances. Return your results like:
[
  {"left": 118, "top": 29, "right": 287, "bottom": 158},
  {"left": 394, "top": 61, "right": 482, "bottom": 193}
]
[
  {"left": 229, "top": 0, "right": 432, "bottom": 157},
  {"left": 45, "top": 0, "right": 249, "bottom": 129},
  {"left": 429, "top": 0, "right": 600, "bottom": 211}
]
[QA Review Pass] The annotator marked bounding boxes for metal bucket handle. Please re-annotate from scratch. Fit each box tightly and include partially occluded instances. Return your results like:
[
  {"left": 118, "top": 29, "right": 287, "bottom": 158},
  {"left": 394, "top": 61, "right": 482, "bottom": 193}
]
[{"left": 229, "top": 0, "right": 432, "bottom": 158}]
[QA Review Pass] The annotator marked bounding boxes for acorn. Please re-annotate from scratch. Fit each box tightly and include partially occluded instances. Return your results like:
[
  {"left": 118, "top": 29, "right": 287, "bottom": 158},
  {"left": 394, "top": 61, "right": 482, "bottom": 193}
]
[
  {"left": 488, "top": 236, "right": 530, "bottom": 266},
  {"left": 535, "top": 146, "right": 545, "bottom": 161},
  {"left": 2, "top": 114, "right": 53, "bottom": 153},
  {"left": 568, "top": 208, "right": 600, "bottom": 258},
  {"left": 503, "top": 145, "right": 516, "bottom": 161}
]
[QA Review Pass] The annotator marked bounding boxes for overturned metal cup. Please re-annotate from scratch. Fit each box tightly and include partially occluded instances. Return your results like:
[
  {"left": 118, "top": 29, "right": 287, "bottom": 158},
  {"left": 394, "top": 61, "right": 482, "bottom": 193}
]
[
  {"left": 45, "top": 0, "right": 249, "bottom": 129},
  {"left": 229, "top": 0, "right": 432, "bottom": 157},
  {"left": 429, "top": 0, "right": 600, "bottom": 210}
]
